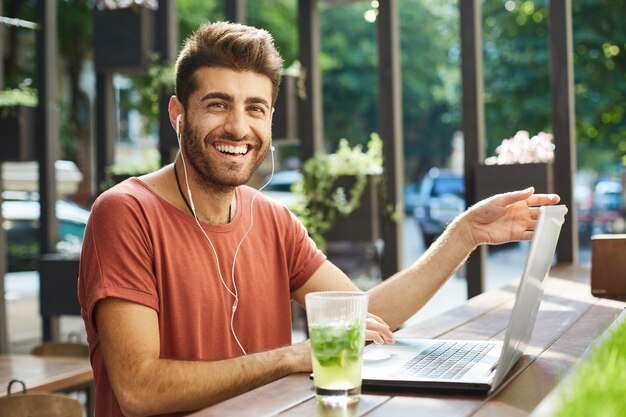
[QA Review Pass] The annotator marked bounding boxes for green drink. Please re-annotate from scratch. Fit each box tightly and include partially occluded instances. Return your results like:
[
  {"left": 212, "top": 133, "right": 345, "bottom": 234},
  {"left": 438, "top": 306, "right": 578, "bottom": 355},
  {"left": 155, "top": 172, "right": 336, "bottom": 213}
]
[
  {"left": 310, "top": 323, "right": 364, "bottom": 391},
  {"left": 306, "top": 291, "right": 368, "bottom": 405}
]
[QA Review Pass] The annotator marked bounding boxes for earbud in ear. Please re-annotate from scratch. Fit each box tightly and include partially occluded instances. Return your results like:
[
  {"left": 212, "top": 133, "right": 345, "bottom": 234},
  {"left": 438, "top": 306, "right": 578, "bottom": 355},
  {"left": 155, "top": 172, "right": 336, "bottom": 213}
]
[{"left": 176, "top": 114, "right": 182, "bottom": 135}]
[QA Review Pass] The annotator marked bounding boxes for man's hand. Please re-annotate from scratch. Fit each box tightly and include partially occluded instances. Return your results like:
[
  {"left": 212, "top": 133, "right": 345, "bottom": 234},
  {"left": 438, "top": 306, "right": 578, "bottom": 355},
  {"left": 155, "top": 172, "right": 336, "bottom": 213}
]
[
  {"left": 366, "top": 312, "right": 395, "bottom": 345},
  {"left": 462, "top": 187, "right": 562, "bottom": 248}
]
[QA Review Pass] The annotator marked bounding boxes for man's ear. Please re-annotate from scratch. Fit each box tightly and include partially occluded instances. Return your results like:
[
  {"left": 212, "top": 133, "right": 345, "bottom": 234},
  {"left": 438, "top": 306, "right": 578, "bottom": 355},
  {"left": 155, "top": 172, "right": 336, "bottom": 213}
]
[{"left": 168, "top": 96, "right": 184, "bottom": 132}]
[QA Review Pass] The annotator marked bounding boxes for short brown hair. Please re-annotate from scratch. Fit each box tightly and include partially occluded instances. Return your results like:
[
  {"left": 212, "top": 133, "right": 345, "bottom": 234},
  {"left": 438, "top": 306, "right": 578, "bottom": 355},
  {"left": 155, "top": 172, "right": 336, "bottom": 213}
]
[{"left": 175, "top": 21, "right": 284, "bottom": 109}]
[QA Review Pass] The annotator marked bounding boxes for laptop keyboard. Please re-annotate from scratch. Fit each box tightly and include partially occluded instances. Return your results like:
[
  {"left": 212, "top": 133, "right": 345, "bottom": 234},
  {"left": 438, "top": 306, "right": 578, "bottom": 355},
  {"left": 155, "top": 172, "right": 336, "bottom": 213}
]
[{"left": 395, "top": 341, "right": 497, "bottom": 380}]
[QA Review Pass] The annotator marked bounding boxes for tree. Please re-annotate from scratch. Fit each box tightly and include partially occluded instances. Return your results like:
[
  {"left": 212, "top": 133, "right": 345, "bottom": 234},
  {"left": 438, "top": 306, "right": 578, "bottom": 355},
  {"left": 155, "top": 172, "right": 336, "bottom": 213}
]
[
  {"left": 319, "top": 0, "right": 460, "bottom": 183},
  {"left": 247, "top": 0, "right": 298, "bottom": 66},
  {"left": 481, "top": 0, "right": 626, "bottom": 174},
  {"left": 58, "top": 0, "right": 93, "bottom": 203},
  {"left": 571, "top": 0, "right": 626, "bottom": 172}
]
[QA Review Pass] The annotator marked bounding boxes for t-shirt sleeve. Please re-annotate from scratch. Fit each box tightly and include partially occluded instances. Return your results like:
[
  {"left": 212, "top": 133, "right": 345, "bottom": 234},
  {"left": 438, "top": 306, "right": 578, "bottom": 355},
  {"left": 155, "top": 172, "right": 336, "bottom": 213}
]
[
  {"left": 284, "top": 209, "right": 326, "bottom": 291},
  {"left": 79, "top": 187, "right": 159, "bottom": 328}
]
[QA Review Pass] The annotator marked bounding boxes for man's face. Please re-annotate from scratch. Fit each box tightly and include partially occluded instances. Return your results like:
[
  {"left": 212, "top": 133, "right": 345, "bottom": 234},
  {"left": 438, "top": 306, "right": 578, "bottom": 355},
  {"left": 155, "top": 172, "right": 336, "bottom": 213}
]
[{"left": 181, "top": 67, "right": 273, "bottom": 191}]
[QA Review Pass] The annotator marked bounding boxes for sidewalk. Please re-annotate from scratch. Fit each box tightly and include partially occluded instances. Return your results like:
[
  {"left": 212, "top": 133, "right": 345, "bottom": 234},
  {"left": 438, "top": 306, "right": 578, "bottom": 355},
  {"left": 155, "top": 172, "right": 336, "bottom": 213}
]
[{"left": 5, "top": 271, "right": 85, "bottom": 353}]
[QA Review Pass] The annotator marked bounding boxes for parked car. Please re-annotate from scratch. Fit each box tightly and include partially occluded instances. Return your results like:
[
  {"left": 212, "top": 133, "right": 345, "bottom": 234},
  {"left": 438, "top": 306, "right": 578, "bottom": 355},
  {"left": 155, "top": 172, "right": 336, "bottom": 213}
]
[
  {"left": 574, "top": 182, "right": 594, "bottom": 243},
  {"left": 261, "top": 169, "right": 303, "bottom": 208},
  {"left": 403, "top": 182, "right": 420, "bottom": 214},
  {"left": 413, "top": 168, "right": 465, "bottom": 247},
  {"left": 590, "top": 177, "right": 625, "bottom": 235},
  {"left": 2, "top": 191, "right": 90, "bottom": 272}
]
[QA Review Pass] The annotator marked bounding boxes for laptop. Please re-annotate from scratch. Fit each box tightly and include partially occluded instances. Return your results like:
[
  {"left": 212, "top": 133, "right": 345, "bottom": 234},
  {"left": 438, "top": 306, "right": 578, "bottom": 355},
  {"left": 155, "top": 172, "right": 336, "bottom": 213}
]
[{"left": 361, "top": 204, "right": 567, "bottom": 393}]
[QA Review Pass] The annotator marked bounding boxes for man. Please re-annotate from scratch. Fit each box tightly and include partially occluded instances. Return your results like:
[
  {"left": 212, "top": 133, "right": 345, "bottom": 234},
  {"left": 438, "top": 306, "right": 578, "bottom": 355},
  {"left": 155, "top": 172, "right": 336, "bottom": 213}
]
[{"left": 78, "top": 21, "right": 560, "bottom": 417}]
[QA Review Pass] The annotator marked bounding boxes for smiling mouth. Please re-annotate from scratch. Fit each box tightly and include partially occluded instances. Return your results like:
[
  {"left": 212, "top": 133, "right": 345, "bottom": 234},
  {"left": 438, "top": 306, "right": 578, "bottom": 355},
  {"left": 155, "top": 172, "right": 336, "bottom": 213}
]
[{"left": 215, "top": 144, "right": 249, "bottom": 156}]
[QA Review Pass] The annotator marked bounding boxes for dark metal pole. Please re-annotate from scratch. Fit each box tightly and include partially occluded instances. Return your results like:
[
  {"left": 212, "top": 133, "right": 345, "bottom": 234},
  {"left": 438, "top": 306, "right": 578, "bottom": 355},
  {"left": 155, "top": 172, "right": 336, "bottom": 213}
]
[
  {"left": 377, "top": 0, "right": 404, "bottom": 278},
  {"left": 460, "top": 0, "right": 486, "bottom": 297},
  {"left": 36, "top": 0, "right": 59, "bottom": 255},
  {"left": 96, "top": 72, "right": 116, "bottom": 192},
  {"left": 0, "top": 0, "right": 7, "bottom": 354},
  {"left": 0, "top": 0, "right": 4, "bottom": 90},
  {"left": 297, "top": 0, "right": 324, "bottom": 161},
  {"left": 156, "top": 0, "right": 179, "bottom": 60},
  {"left": 224, "top": 0, "right": 246, "bottom": 23},
  {"left": 549, "top": 0, "right": 578, "bottom": 263},
  {"left": 157, "top": 0, "right": 179, "bottom": 165},
  {"left": 36, "top": 0, "right": 60, "bottom": 341}
]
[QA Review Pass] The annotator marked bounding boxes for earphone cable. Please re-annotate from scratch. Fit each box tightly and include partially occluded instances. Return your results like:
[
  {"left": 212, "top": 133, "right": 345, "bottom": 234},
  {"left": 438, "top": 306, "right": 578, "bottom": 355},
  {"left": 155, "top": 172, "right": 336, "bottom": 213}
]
[
  {"left": 176, "top": 122, "right": 275, "bottom": 356},
  {"left": 229, "top": 144, "right": 275, "bottom": 315}
]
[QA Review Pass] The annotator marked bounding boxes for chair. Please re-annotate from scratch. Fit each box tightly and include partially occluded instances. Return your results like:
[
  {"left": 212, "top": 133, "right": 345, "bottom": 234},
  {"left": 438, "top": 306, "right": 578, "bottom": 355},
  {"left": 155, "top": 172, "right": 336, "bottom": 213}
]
[
  {"left": 0, "top": 393, "right": 83, "bottom": 417},
  {"left": 30, "top": 336, "right": 93, "bottom": 417},
  {"left": 31, "top": 341, "right": 89, "bottom": 358},
  {"left": 0, "top": 380, "right": 83, "bottom": 417}
]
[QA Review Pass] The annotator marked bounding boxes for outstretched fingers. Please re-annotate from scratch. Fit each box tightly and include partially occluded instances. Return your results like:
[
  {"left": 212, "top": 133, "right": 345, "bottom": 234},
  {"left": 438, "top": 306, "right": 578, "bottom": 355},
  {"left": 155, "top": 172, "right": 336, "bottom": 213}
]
[
  {"left": 492, "top": 187, "right": 560, "bottom": 209},
  {"left": 494, "top": 187, "right": 535, "bottom": 207},
  {"left": 525, "top": 193, "right": 561, "bottom": 207}
]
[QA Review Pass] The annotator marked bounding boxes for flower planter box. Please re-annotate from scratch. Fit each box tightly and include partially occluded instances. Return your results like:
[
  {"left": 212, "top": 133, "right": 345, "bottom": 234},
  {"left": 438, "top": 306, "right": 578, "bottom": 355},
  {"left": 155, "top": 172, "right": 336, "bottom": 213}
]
[
  {"left": 0, "top": 105, "right": 37, "bottom": 162},
  {"left": 93, "top": 6, "right": 156, "bottom": 74},
  {"left": 325, "top": 175, "right": 380, "bottom": 243},
  {"left": 475, "top": 162, "right": 554, "bottom": 201}
]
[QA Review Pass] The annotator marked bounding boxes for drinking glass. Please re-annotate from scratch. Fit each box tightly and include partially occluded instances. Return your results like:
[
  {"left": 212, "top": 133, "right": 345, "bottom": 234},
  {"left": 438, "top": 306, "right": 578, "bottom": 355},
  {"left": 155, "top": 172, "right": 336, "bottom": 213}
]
[{"left": 305, "top": 291, "right": 368, "bottom": 406}]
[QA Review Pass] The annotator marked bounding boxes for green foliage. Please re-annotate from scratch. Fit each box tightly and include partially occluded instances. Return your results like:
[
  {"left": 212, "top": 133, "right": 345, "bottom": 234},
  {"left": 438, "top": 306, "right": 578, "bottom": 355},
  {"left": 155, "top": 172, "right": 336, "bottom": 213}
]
[
  {"left": 0, "top": 87, "right": 37, "bottom": 107},
  {"left": 247, "top": 0, "right": 298, "bottom": 66},
  {"left": 553, "top": 315, "right": 626, "bottom": 417},
  {"left": 177, "top": 0, "right": 223, "bottom": 41},
  {"left": 482, "top": 1, "right": 552, "bottom": 154},
  {"left": 320, "top": 2, "right": 379, "bottom": 151},
  {"left": 482, "top": 0, "right": 626, "bottom": 173},
  {"left": 292, "top": 133, "right": 383, "bottom": 248},
  {"left": 7, "top": 242, "right": 39, "bottom": 272},
  {"left": 319, "top": 0, "right": 460, "bottom": 182},
  {"left": 130, "top": 54, "right": 176, "bottom": 131},
  {"left": 572, "top": 0, "right": 626, "bottom": 172}
]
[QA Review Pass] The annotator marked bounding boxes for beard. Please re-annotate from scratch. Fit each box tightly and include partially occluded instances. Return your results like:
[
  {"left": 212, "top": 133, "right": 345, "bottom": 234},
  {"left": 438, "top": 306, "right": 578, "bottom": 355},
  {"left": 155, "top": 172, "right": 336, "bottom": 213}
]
[{"left": 180, "top": 118, "right": 269, "bottom": 192}]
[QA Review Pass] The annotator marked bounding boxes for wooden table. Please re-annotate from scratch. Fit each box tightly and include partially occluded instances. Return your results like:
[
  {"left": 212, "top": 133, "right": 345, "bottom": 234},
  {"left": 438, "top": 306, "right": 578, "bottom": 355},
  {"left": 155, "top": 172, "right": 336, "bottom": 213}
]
[
  {"left": 0, "top": 354, "right": 92, "bottom": 396},
  {"left": 188, "top": 264, "right": 626, "bottom": 417}
]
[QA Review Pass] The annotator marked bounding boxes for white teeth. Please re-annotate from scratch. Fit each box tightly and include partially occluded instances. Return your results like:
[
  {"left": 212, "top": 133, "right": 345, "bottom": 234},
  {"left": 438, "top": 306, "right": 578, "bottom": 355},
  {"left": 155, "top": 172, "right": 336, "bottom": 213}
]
[{"left": 216, "top": 144, "right": 247, "bottom": 155}]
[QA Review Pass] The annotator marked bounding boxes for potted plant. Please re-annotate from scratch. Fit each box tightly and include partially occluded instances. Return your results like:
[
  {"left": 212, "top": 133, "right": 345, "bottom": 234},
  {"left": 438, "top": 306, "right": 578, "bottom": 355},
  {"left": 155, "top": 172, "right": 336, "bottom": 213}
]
[
  {"left": 99, "top": 147, "right": 160, "bottom": 191},
  {"left": 93, "top": 0, "right": 158, "bottom": 74},
  {"left": 475, "top": 130, "right": 555, "bottom": 200},
  {"left": 0, "top": 86, "right": 38, "bottom": 162},
  {"left": 292, "top": 133, "right": 385, "bottom": 249}
]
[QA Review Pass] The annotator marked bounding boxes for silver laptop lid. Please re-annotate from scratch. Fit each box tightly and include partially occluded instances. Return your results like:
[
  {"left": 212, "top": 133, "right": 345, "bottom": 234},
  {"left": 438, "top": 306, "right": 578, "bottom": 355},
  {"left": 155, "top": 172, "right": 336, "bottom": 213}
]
[{"left": 491, "top": 204, "right": 567, "bottom": 389}]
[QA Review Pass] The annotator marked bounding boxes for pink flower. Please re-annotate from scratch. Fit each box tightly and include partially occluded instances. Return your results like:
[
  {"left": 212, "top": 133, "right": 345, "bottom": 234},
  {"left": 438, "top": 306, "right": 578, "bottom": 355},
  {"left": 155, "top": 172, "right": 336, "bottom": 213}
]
[{"left": 485, "top": 131, "right": 555, "bottom": 165}]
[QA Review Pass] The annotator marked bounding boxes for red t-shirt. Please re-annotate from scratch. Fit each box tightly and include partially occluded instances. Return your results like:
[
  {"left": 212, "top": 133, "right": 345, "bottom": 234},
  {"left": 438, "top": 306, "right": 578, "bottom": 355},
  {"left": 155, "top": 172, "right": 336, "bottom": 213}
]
[{"left": 78, "top": 178, "right": 325, "bottom": 416}]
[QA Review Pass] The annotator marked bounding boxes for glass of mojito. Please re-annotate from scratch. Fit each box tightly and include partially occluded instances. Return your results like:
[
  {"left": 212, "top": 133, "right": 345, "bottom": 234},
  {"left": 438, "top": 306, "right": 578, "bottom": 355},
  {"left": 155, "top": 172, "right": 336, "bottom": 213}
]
[{"left": 305, "top": 291, "right": 368, "bottom": 405}]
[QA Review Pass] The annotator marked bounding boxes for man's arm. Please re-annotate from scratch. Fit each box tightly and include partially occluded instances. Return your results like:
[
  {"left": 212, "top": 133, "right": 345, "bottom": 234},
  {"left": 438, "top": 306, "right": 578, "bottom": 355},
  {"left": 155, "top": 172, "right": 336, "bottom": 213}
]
[
  {"left": 295, "top": 188, "right": 561, "bottom": 330},
  {"left": 369, "top": 188, "right": 561, "bottom": 328},
  {"left": 94, "top": 298, "right": 311, "bottom": 417}
]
